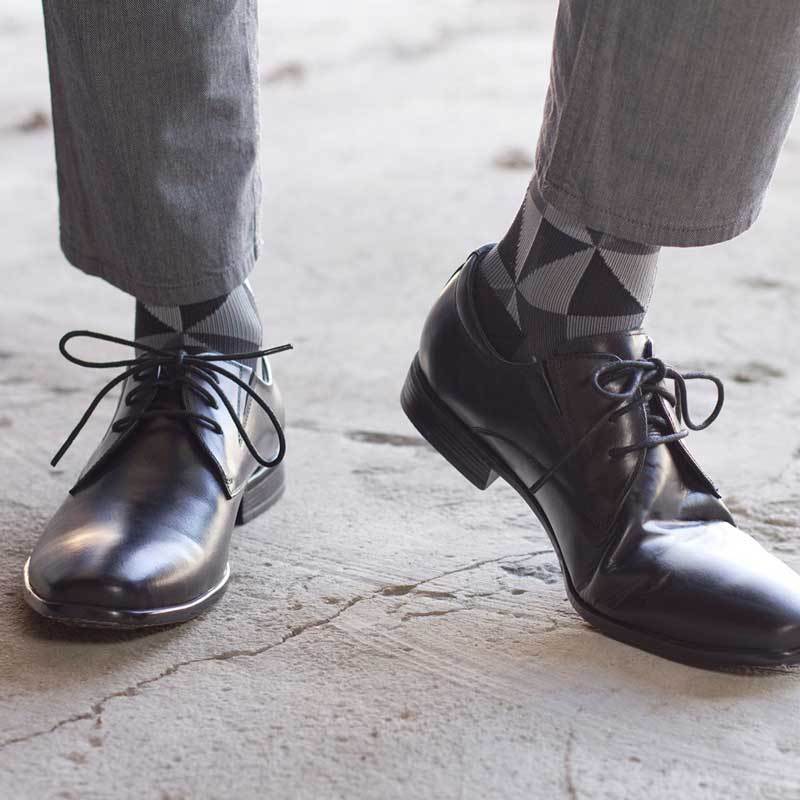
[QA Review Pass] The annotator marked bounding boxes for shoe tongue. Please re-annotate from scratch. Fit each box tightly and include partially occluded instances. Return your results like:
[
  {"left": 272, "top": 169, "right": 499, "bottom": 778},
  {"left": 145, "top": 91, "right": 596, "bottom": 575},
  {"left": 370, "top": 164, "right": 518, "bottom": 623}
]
[{"left": 551, "top": 330, "right": 650, "bottom": 361}]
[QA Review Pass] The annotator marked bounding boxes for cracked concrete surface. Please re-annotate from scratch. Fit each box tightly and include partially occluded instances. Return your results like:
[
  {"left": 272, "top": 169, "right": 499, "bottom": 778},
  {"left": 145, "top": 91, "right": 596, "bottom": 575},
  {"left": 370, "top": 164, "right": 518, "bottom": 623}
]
[
  {"left": 0, "top": 550, "right": 539, "bottom": 754},
  {"left": 2, "top": 0, "right": 800, "bottom": 798}
]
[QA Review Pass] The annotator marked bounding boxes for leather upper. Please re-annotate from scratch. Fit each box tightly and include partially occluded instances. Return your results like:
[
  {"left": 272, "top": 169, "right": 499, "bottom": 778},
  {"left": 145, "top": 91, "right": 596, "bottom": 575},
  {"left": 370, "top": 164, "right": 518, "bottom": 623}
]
[
  {"left": 28, "top": 357, "right": 284, "bottom": 611},
  {"left": 416, "top": 250, "right": 800, "bottom": 653}
]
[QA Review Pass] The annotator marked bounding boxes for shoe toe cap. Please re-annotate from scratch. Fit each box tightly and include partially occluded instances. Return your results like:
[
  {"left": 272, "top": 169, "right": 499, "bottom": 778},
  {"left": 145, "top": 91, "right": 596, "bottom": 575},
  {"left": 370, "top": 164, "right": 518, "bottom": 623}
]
[
  {"left": 26, "top": 520, "right": 211, "bottom": 614},
  {"left": 592, "top": 520, "right": 800, "bottom": 661}
]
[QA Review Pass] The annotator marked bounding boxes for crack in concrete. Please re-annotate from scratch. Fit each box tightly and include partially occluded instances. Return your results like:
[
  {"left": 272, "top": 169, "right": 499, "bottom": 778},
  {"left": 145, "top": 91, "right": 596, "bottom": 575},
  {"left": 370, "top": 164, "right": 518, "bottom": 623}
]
[
  {"left": 0, "top": 594, "right": 367, "bottom": 752},
  {"left": 0, "top": 711, "right": 95, "bottom": 750},
  {"left": 0, "top": 550, "right": 542, "bottom": 752},
  {"left": 379, "top": 550, "right": 549, "bottom": 599},
  {"left": 564, "top": 706, "right": 584, "bottom": 800},
  {"left": 564, "top": 724, "right": 578, "bottom": 800}
]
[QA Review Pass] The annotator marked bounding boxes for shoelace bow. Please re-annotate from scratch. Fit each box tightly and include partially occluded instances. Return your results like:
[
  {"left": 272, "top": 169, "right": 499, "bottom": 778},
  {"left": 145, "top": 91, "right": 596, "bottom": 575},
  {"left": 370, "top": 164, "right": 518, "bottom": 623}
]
[
  {"left": 592, "top": 357, "right": 724, "bottom": 456},
  {"left": 51, "top": 330, "right": 292, "bottom": 470},
  {"left": 529, "top": 356, "right": 724, "bottom": 495}
]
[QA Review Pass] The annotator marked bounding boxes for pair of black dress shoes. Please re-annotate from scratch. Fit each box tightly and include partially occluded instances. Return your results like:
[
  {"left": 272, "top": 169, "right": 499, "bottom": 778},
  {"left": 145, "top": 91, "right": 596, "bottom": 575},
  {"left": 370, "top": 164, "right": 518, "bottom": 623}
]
[{"left": 24, "top": 248, "right": 800, "bottom": 669}]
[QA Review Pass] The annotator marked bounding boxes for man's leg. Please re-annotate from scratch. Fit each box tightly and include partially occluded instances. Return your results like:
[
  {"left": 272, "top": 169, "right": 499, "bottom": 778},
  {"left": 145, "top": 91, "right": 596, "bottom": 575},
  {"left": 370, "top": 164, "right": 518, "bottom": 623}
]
[
  {"left": 537, "top": 0, "right": 800, "bottom": 246},
  {"left": 403, "top": 0, "right": 800, "bottom": 667},
  {"left": 475, "top": 0, "right": 800, "bottom": 363},
  {"left": 24, "top": 2, "right": 286, "bottom": 628},
  {"left": 43, "top": 0, "right": 261, "bottom": 304}
]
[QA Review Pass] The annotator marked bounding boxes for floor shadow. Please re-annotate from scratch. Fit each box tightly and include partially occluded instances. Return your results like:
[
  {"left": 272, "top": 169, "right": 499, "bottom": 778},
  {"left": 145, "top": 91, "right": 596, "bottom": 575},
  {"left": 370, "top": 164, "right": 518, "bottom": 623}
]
[
  {"left": 15, "top": 594, "right": 187, "bottom": 645},
  {"left": 544, "top": 620, "right": 800, "bottom": 686}
]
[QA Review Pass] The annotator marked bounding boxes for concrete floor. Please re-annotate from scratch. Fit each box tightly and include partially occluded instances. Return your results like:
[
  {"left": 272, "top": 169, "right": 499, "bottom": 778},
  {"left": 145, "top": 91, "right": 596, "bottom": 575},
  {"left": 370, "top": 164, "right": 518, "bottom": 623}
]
[{"left": 2, "top": 1, "right": 800, "bottom": 798}]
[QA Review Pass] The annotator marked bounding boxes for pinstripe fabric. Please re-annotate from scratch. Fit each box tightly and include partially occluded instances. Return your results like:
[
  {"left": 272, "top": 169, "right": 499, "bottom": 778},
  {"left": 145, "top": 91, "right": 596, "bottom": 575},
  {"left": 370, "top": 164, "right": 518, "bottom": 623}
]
[
  {"left": 42, "top": 0, "right": 261, "bottom": 304},
  {"left": 534, "top": 0, "right": 800, "bottom": 246}
]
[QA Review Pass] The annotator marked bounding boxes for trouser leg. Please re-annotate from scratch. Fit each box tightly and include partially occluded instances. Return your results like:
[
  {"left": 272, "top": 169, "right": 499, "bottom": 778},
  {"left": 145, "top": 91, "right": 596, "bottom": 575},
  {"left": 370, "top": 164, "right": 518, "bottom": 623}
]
[
  {"left": 534, "top": 0, "right": 800, "bottom": 246},
  {"left": 41, "top": 0, "right": 261, "bottom": 304}
]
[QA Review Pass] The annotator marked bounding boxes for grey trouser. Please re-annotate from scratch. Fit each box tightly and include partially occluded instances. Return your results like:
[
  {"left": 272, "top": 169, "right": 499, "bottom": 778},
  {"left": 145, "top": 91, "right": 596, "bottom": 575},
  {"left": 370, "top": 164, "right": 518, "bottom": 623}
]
[
  {"left": 43, "top": 2, "right": 800, "bottom": 306},
  {"left": 534, "top": 1, "right": 800, "bottom": 246},
  {"left": 42, "top": 0, "right": 260, "bottom": 304}
]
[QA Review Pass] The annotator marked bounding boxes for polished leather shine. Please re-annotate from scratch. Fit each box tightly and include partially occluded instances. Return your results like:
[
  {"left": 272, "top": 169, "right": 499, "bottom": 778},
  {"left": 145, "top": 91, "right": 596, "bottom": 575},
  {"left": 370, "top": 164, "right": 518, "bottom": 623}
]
[
  {"left": 24, "top": 353, "right": 285, "bottom": 628},
  {"left": 403, "top": 248, "right": 800, "bottom": 667}
]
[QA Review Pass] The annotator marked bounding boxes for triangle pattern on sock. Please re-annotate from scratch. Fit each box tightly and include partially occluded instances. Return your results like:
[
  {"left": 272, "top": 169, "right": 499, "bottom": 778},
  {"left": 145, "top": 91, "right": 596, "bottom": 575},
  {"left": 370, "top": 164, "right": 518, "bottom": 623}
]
[
  {"left": 568, "top": 250, "right": 645, "bottom": 317},
  {"left": 179, "top": 294, "right": 229, "bottom": 331},
  {"left": 180, "top": 332, "right": 212, "bottom": 350},
  {"left": 514, "top": 296, "right": 568, "bottom": 359},
  {"left": 514, "top": 195, "right": 544, "bottom": 279},
  {"left": 518, "top": 218, "right": 592, "bottom": 283},
  {"left": 491, "top": 286, "right": 522, "bottom": 328},
  {"left": 598, "top": 248, "right": 658, "bottom": 308},
  {"left": 516, "top": 248, "right": 594, "bottom": 314},
  {"left": 482, "top": 247, "right": 515, "bottom": 290},
  {"left": 188, "top": 292, "right": 236, "bottom": 335},
  {"left": 136, "top": 304, "right": 179, "bottom": 338},
  {"left": 473, "top": 269, "right": 525, "bottom": 347},
  {"left": 140, "top": 303, "right": 182, "bottom": 334},
  {"left": 497, "top": 204, "right": 524, "bottom": 275}
]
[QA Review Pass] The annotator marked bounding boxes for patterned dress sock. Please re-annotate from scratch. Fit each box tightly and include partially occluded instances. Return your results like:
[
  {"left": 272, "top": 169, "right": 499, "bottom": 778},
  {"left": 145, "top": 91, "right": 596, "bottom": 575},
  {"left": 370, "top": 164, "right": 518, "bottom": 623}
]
[
  {"left": 135, "top": 281, "right": 263, "bottom": 372},
  {"left": 474, "top": 182, "right": 660, "bottom": 361}
]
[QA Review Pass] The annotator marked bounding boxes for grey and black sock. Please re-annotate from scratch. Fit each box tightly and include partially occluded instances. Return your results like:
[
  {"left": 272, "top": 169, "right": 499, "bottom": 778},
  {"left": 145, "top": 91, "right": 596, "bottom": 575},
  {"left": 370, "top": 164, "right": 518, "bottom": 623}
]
[
  {"left": 135, "top": 281, "right": 263, "bottom": 371},
  {"left": 474, "top": 183, "right": 659, "bottom": 361}
]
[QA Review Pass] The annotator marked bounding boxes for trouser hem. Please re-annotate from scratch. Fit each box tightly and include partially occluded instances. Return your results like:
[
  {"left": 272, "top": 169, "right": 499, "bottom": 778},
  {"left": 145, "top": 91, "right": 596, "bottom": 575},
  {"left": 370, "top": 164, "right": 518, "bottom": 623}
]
[
  {"left": 60, "top": 230, "right": 259, "bottom": 304},
  {"left": 533, "top": 174, "right": 761, "bottom": 248}
]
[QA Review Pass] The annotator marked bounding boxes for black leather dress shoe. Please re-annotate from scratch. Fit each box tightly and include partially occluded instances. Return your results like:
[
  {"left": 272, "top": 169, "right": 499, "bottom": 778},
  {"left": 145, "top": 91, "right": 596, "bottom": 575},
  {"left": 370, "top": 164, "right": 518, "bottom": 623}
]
[
  {"left": 402, "top": 246, "right": 800, "bottom": 668},
  {"left": 24, "top": 331, "right": 290, "bottom": 628}
]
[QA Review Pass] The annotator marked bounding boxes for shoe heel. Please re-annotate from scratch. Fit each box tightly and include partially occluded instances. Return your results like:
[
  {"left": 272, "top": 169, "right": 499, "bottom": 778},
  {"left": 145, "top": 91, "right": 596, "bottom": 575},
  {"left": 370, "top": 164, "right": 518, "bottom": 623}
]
[
  {"left": 401, "top": 355, "right": 499, "bottom": 490},
  {"left": 236, "top": 462, "right": 286, "bottom": 525}
]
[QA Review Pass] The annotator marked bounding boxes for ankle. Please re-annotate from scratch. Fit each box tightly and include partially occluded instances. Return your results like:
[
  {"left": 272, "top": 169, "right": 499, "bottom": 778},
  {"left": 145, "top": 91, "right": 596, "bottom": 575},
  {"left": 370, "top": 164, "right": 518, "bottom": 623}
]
[
  {"left": 474, "top": 184, "right": 659, "bottom": 362},
  {"left": 135, "top": 280, "right": 263, "bottom": 369}
]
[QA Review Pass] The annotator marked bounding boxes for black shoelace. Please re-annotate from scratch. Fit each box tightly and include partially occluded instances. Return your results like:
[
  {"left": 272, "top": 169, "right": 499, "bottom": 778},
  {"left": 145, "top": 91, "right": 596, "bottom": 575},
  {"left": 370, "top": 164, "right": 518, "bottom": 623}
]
[
  {"left": 529, "top": 356, "right": 724, "bottom": 495},
  {"left": 51, "top": 330, "right": 292, "bottom": 470},
  {"left": 592, "top": 357, "right": 724, "bottom": 457}
]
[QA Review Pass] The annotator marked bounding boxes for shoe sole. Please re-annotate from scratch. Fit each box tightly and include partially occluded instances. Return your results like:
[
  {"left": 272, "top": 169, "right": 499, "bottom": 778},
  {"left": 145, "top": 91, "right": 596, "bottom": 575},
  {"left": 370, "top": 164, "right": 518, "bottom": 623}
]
[
  {"left": 401, "top": 354, "right": 800, "bottom": 669},
  {"left": 22, "top": 462, "right": 286, "bottom": 629}
]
